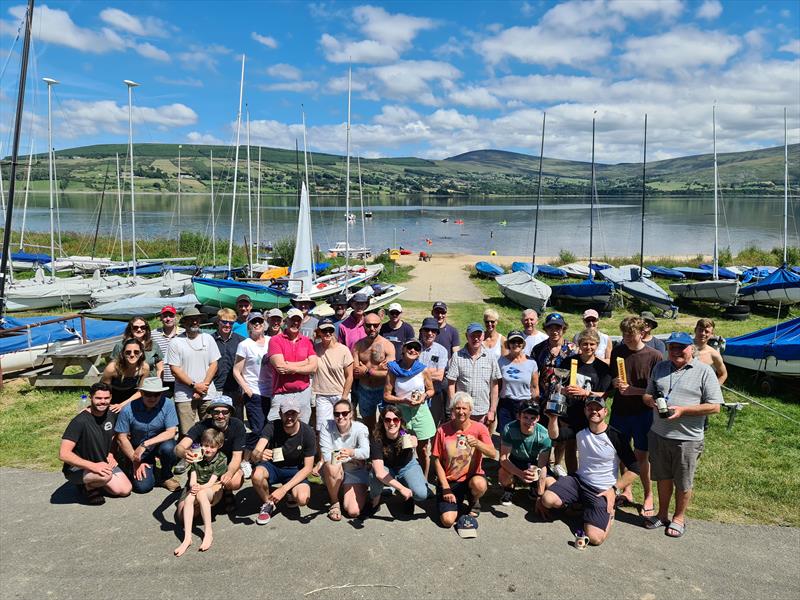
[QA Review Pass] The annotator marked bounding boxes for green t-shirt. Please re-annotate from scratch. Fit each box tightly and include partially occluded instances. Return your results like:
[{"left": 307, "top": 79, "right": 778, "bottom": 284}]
[
  {"left": 501, "top": 421, "right": 552, "bottom": 463},
  {"left": 189, "top": 451, "right": 228, "bottom": 484}
]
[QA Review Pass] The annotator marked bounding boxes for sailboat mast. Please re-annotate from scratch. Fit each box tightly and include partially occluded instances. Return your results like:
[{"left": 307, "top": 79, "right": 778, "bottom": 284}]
[
  {"left": 712, "top": 105, "right": 719, "bottom": 280},
  {"left": 45, "top": 77, "right": 58, "bottom": 277},
  {"left": 256, "top": 145, "right": 261, "bottom": 261},
  {"left": 210, "top": 149, "right": 216, "bottom": 264},
  {"left": 301, "top": 110, "right": 314, "bottom": 281},
  {"left": 357, "top": 155, "right": 367, "bottom": 269},
  {"left": 115, "top": 153, "right": 124, "bottom": 262},
  {"left": 532, "top": 112, "right": 545, "bottom": 269},
  {"left": 19, "top": 137, "right": 34, "bottom": 250},
  {"left": 344, "top": 66, "right": 352, "bottom": 274},
  {"left": 589, "top": 116, "right": 596, "bottom": 278},
  {"left": 124, "top": 79, "right": 140, "bottom": 278},
  {"left": 245, "top": 106, "right": 253, "bottom": 263},
  {"left": 177, "top": 144, "right": 182, "bottom": 251},
  {"left": 783, "top": 107, "right": 788, "bottom": 266},
  {"left": 226, "top": 55, "right": 246, "bottom": 273},
  {"left": 640, "top": 114, "right": 647, "bottom": 274}
]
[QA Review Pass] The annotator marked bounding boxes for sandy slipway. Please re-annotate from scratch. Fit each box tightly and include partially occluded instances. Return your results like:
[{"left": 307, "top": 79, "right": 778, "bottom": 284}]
[{"left": 1, "top": 468, "right": 798, "bottom": 600}]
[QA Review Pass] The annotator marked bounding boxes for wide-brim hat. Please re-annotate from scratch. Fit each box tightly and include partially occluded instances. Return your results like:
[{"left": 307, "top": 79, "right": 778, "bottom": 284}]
[
  {"left": 180, "top": 306, "right": 203, "bottom": 320},
  {"left": 290, "top": 293, "right": 316, "bottom": 309},
  {"left": 138, "top": 377, "right": 168, "bottom": 393}
]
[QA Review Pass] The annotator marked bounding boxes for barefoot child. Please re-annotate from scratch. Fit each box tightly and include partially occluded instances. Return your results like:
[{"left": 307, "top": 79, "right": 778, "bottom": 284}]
[{"left": 174, "top": 428, "right": 227, "bottom": 556}]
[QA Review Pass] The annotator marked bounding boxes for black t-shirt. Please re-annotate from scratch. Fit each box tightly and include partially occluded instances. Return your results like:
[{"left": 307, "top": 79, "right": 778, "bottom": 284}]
[
  {"left": 563, "top": 357, "right": 613, "bottom": 430},
  {"left": 369, "top": 436, "right": 414, "bottom": 470},
  {"left": 260, "top": 420, "right": 316, "bottom": 468},
  {"left": 186, "top": 417, "right": 246, "bottom": 464},
  {"left": 435, "top": 324, "right": 460, "bottom": 358},
  {"left": 213, "top": 331, "right": 246, "bottom": 393},
  {"left": 379, "top": 321, "right": 416, "bottom": 358},
  {"left": 61, "top": 410, "right": 117, "bottom": 473}
]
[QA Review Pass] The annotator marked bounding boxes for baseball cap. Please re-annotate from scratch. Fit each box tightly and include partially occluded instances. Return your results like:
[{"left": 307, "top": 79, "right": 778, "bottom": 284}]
[
  {"left": 544, "top": 313, "right": 566, "bottom": 328},
  {"left": 318, "top": 316, "right": 336, "bottom": 331},
  {"left": 246, "top": 311, "right": 264, "bottom": 323},
  {"left": 160, "top": 305, "right": 177, "bottom": 316},
  {"left": 266, "top": 308, "right": 283, "bottom": 319},
  {"left": 640, "top": 311, "right": 658, "bottom": 328},
  {"left": 466, "top": 322, "right": 485, "bottom": 335},
  {"left": 420, "top": 317, "right": 440, "bottom": 332},
  {"left": 403, "top": 338, "right": 422, "bottom": 351},
  {"left": 456, "top": 514, "right": 479, "bottom": 539},
  {"left": 280, "top": 397, "right": 303, "bottom": 414},
  {"left": 506, "top": 330, "right": 526, "bottom": 343},
  {"left": 349, "top": 293, "right": 370, "bottom": 305},
  {"left": 664, "top": 331, "right": 694, "bottom": 347},
  {"left": 585, "top": 396, "right": 607, "bottom": 408},
  {"left": 387, "top": 302, "right": 403, "bottom": 313},
  {"left": 519, "top": 400, "right": 540, "bottom": 415},
  {"left": 432, "top": 301, "right": 448, "bottom": 312},
  {"left": 236, "top": 294, "right": 252, "bottom": 304},
  {"left": 207, "top": 395, "right": 234, "bottom": 411},
  {"left": 329, "top": 293, "right": 348, "bottom": 306},
  {"left": 583, "top": 309, "right": 599, "bottom": 320},
  {"left": 286, "top": 308, "right": 303, "bottom": 319}
]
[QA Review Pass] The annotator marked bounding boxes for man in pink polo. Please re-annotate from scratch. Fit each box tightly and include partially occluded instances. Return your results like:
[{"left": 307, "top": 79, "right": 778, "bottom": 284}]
[
  {"left": 267, "top": 308, "right": 318, "bottom": 424},
  {"left": 337, "top": 293, "right": 370, "bottom": 350}
]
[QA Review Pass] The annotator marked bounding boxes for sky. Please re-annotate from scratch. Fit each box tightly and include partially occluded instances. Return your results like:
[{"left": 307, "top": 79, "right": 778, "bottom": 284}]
[{"left": 1, "top": 0, "right": 799, "bottom": 164}]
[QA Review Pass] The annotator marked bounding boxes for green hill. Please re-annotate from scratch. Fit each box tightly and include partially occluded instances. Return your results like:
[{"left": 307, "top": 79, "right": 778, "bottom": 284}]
[{"left": 2, "top": 142, "right": 796, "bottom": 197}]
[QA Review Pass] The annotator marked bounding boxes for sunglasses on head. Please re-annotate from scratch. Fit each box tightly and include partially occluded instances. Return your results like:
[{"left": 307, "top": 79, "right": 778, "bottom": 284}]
[
  {"left": 383, "top": 416, "right": 401, "bottom": 425},
  {"left": 334, "top": 410, "right": 350, "bottom": 418}
]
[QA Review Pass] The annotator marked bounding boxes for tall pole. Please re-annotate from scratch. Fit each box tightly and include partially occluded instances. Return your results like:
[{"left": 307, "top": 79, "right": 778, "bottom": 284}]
[
  {"left": 532, "top": 112, "right": 545, "bottom": 269},
  {"left": 0, "top": 143, "right": 5, "bottom": 223},
  {"left": 640, "top": 114, "right": 647, "bottom": 274},
  {"left": 226, "top": 55, "right": 246, "bottom": 273},
  {"left": 256, "top": 145, "right": 261, "bottom": 260},
  {"left": 177, "top": 144, "right": 182, "bottom": 251},
  {"left": 115, "top": 153, "right": 124, "bottom": 262},
  {"left": 0, "top": 0, "right": 35, "bottom": 317},
  {"left": 344, "top": 65, "right": 352, "bottom": 273},
  {"left": 783, "top": 107, "right": 788, "bottom": 266},
  {"left": 301, "top": 109, "right": 314, "bottom": 280},
  {"left": 357, "top": 155, "right": 367, "bottom": 269},
  {"left": 588, "top": 115, "right": 596, "bottom": 278},
  {"left": 19, "top": 136, "right": 34, "bottom": 250},
  {"left": 124, "top": 79, "right": 140, "bottom": 278},
  {"left": 210, "top": 148, "right": 216, "bottom": 264},
  {"left": 712, "top": 105, "right": 718, "bottom": 280},
  {"left": 245, "top": 106, "right": 253, "bottom": 263},
  {"left": 44, "top": 77, "right": 59, "bottom": 277}
]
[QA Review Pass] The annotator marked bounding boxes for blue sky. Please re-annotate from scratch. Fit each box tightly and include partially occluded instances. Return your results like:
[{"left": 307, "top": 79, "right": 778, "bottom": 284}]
[{"left": 1, "top": 0, "right": 798, "bottom": 163}]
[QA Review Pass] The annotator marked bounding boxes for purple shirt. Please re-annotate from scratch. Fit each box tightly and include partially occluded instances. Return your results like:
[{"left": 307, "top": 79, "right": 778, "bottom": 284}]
[{"left": 338, "top": 314, "right": 366, "bottom": 350}]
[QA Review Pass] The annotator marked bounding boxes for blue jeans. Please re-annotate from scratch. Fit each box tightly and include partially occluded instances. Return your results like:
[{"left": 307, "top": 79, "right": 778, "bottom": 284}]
[
  {"left": 369, "top": 457, "right": 428, "bottom": 502},
  {"left": 132, "top": 438, "right": 177, "bottom": 494},
  {"left": 245, "top": 393, "right": 271, "bottom": 450}
]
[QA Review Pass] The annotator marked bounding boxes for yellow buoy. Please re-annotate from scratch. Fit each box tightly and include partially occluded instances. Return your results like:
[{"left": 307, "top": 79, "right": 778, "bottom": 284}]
[{"left": 490, "top": 250, "right": 497, "bottom": 256}]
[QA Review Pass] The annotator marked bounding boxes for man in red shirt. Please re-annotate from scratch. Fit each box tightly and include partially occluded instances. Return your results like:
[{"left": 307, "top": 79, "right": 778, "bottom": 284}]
[
  {"left": 267, "top": 308, "right": 318, "bottom": 424},
  {"left": 431, "top": 391, "right": 495, "bottom": 537}
]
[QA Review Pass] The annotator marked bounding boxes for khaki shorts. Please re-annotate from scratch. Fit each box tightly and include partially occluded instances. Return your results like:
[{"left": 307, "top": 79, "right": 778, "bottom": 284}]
[{"left": 647, "top": 431, "right": 704, "bottom": 491}]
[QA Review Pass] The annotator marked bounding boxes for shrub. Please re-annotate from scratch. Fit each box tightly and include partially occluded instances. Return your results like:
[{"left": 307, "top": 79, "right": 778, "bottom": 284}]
[{"left": 557, "top": 249, "right": 576, "bottom": 265}]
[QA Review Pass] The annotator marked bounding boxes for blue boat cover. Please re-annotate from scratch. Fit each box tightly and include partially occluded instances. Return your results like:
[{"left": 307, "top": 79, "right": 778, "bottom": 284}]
[
  {"left": 512, "top": 262, "right": 567, "bottom": 278},
  {"left": 0, "top": 316, "right": 126, "bottom": 354},
  {"left": 724, "top": 317, "right": 800, "bottom": 361},
  {"left": 738, "top": 267, "right": 800, "bottom": 297},
  {"left": 674, "top": 267, "right": 712, "bottom": 280},
  {"left": 742, "top": 266, "right": 777, "bottom": 280},
  {"left": 791, "top": 266, "right": 800, "bottom": 275},
  {"left": 647, "top": 265, "right": 686, "bottom": 280},
  {"left": 11, "top": 251, "right": 52, "bottom": 263},
  {"left": 551, "top": 279, "right": 614, "bottom": 298},
  {"left": 106, "top": 262, "right": 165, "bottom": 275},
  {"left": 191, "top": 277, "right": 294, "bottom": 297},
  {"left": 314, "top": 262, "right": 330, "bottom": 274},
  {"left": 699, "top": 264, "right": 738, "bottom": 280},
  {"left": 475, "top": 262, "right": 505, "bottom": 276},
  {"left": 199, "top": 266, "right": 246, "bottom": 276},
  {"left": 511, "top": 261, "right": 536, "bottom": 275}
]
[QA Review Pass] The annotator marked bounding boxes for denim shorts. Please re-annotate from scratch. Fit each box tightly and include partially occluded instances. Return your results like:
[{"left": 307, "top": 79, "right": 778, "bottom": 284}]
[
  {"left": 257, "top": 462, "right": 306, "bottom": 486},
  {"left": 356, "top": 383, "right": 384, "bottom": 420}
]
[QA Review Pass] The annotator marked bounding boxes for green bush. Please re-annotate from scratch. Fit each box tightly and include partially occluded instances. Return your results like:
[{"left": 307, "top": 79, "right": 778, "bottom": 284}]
[{"left": 557, "top": 249, "right": 576, "bottom": 265}]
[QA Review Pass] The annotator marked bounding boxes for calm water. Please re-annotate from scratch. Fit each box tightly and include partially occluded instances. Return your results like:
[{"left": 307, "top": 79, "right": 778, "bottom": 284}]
[{"left": 7, "top": 193, "right": 799, "bottom": 258}]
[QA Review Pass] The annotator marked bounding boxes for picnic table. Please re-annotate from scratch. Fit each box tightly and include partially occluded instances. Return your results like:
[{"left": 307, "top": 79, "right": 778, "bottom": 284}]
[{"left": 32, "top": 335, "right": 121, "bottom": 389}]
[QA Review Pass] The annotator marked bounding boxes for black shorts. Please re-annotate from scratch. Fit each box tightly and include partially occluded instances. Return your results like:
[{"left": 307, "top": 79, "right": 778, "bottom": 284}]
[
  {"left": 436, "top": 476, "right": 484, "bottom": 515},
  {"left": 548, "top": 475, "right": 612, "bottom": 531}
]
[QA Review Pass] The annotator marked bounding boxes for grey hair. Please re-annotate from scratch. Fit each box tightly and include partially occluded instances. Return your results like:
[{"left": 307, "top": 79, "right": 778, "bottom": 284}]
[
  {"left": 521, "top": 309, "right": 538, "bottom": 319},
  {"left": 449, "top": 391, "right": 474, "bottom": 412}
]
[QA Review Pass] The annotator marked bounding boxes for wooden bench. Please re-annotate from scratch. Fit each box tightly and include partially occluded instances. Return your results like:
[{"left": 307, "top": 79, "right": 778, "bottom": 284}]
[{"left": 31, "top": 335, "right": 122, "bottom": 389}]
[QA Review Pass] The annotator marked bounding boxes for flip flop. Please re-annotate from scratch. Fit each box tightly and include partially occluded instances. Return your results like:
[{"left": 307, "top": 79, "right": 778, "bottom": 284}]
[
  {"left": 644, "top": 516, "right": 667, "bottom": 529},
  {"left": 639, "top": 505, "right": 656, "bottom": 518},
  {"left": 665, "top": 521, "right": 686, "bottom": 538},
  {"left": 327, "top": 503, "right": 342, "bottom": 522}
]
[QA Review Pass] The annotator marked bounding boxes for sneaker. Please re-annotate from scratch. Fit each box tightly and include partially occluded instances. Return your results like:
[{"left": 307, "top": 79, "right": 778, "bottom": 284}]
[
  {"left": 240, "top": 460, "right": 253, "bottom": 480},
  {"left": 500, "top": 490, "right": 514, "bottom": 506},
  {"left": 160, "top": 477, "right": 181, "bottom": 492},
  {"left": 256, "top": 502, "right": 275, "bottom": 525},
  {"left": 553, "top": 464, "right": 568, "bottom": 478},
  {"left": 173, "top": 459, "right": 187, "bottom": 475}
]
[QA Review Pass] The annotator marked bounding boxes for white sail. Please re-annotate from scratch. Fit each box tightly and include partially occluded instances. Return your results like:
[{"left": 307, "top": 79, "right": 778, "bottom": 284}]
[{"left": 289, "top": 181, "right": 314, "bottom": 295}]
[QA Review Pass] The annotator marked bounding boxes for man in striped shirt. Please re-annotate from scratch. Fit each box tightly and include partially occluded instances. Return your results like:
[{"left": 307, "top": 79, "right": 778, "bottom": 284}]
[{"left": 152, "top": 305, "right": 183, "bottom": 398}]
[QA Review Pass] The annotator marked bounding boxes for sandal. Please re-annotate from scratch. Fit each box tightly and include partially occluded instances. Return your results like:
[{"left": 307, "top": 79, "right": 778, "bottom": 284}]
[
  {"left": 84, "top": 486, "right": 106, "bottom": 506},
  {"left": 665, "top": 520, "right": 686, "bottom": 538},
  {"left": 639, "top": 504, "right": 656, "bottom": 518},
  {"left": 644, "top": 516, "right": 667, "bottom": 530},
  {"left": 327, "top": 503, "right": 342, "bottom": 522}
]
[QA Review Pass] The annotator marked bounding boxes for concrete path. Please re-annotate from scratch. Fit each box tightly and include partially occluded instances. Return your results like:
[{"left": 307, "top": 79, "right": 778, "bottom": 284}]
[
  {"left": 1, "top": 467, "right": 798, "bottom": 599},
  {"left": 396, "top": 253, "right": 485, "bottom": 302}
]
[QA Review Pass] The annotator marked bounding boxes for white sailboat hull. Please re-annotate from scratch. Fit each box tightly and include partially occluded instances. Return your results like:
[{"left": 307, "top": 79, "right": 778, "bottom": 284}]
[
  {"left": 496, "top": 271, "right": 551, "bottom": 313},
  {"left": 738, "top": 287, "right": 800, "bottom": 306},
  {"left": 722, "top": 354, "right": 800, "bottom": 378},
  {"left": 90, "top": 273, "right": 194, "bottom": 305},
  {"left": 669, "top": 280, "right": 740, "bottom": 304}
]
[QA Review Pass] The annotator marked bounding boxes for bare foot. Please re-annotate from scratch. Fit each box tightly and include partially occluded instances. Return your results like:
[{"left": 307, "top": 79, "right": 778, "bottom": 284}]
[
  {"left": 173, "top": 540, "right": 191, "bottom": 557},
  {"left": 199, "top": 534, "right": 213, "bottom": 552}
]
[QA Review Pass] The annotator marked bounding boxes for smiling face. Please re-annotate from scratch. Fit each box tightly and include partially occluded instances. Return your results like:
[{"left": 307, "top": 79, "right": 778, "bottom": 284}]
[
  {"left": 285, "top": 315, "right": 302, "bottom": 336},
  {"left": 281, "top": 409, "right": 300, "bottom": 430},
  {"left": 122, "top": 341, "right": 142, "bottom": 365},
  {"left": 130, "top": 319, "right": 148, "bottom": 340},
  {"left": 579, "top": 338, "right": 598, "bottom": 359},
  {"left": 364, "top": 314, "right": 381, "bottom": 339},
  {"left": 518, "top": 410, "right": 539, "bottom": 434},
  {"left": 452, "top": 400, "right": 472, "bottom": 424},
  {"left": 584, "top": 401, "right": 606, "bottom": 423},
  {"left": 521, "top": 312, "right": 538, "bottom": 333},
  {"left": 432, "top": 307, "right": 447, "bottom": 325},
  {"left": 546, "top": 324, "right": 564, "bottom": 344},
  {"left": 210, "top": 406, "right": 231, "bottom": 430},
  {"left": 248, "top": 317, "right": 265, "bottom": 338},
  {"left": 202, "top": 442, "right": 221, "bottom": 460},
  {"left": 668, "top": 343, "right": 694, "bottom": 368},
  {"left": 694, "top": 324, "right": 714, "bottom": 345},
  {"left": 159, "top": 311, "right": 176, "bottom": 330},
  {"left": 236, "top": 300, "right": 252, "bottom": 319},
  {"left": 420, "top": 327, "right": 437, "bottom": 347},
  {"left": 182, "top": 316, "right": 201, "bottom": 335},
  {"left": 382, "top": 409, "right": 402, "bottom": 439},
  {"left": 90, "top": 389, "right": 112, "bottom": 414},
  {"left": 467, "top": 330, "right": 484, "bottom": 351},
  {"left": 333, "top": 401, "right": 352, "bottom": 432},
  {"left": 351, "top": 301, "right": 368, "bottom": 316},
  {"left": 267, "top": 315, "right": 283, "bottom": 335},
  {"left": 388, "top": 310, "right": 401, "bottom": 324},
  {"left": 141, "top": 391, "right": 162, "bottom": 409}
]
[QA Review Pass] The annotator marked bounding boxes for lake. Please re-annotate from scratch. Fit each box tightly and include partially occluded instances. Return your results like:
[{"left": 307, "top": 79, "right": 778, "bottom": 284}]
[{"left": 7, "top": 193, "right": 799, "bottom": 258}]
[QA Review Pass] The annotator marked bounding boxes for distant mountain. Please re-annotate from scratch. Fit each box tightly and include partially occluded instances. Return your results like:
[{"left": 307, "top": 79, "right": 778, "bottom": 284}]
[{"left": 3, "top": 142, "right": 796, "bottom": 197}]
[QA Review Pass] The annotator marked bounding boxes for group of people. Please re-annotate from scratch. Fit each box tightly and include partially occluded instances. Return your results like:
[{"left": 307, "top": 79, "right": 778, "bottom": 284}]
[{"left": 60, "top": 292, "right": 726, "bottom": 553}]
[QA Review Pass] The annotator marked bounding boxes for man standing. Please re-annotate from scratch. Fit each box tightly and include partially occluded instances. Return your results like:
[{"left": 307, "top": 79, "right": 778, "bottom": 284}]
[
  {"left": 59, "top": 382, "right": 132, "bottom": 505},
  {"left": 432, "top": 301, "right": 460, "bottom": 358},
  {"left": 167, "top": 307, "right": 220, "bottom": 436},
  {"left": 175, "top": 396, "right": 246, "bottom": 510},
  {"left": 352, "top": 312, "right": 396, "bottom": 431},
  {"left": 268, "top": 307, "right": 318, "bottom": 423},
  {"left": 233, "top": 294, "right": 253, "bottom": 337},
  {"left": 640, "top": 311, "right": 666, "bottom": 355},
  {"left": 446, "top": 323, "right": 501, "bottom": 425},
  {"left": 693, "top": 318, "right": 727, "bottom": 384},
  {"left": 328, "top": 293, "right": 349, "bottom": 337},
  {"left": 152, "top": 305, "right": 183, "bottom": 397},
  {"left": 419, "top": 317, "right": 449, "bottom": 426},
  {"left": 609, "top": 316, "right": 663, "bottom": 519},
  {"left": 338, "top": 293, "right": 369, "bottom": 350},
  {"left": 643, "top": 332, "right": 723, "bottom": 538},
  {"left": 291, "top": 294, "right": 319, "bottom": 339},
  {"left": 115, "top": 377, "right": 180, "bottom": 493},
  {"left": 379, "top": 303, "right": 415, "bottom": 357},
  {"left": 212, "top": 308, "right": 246, "bottom": 420},
  {"left": 521, "top": 309, "right": 547, "bottom": 356},
  {"left": 537, "top": 397, "right": 640, "bottom": 546}
]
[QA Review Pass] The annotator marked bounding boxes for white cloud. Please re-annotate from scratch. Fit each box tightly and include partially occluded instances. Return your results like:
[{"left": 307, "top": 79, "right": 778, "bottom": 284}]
[
  {"left": 373, "top": 105, "right": 422, "bottom": 126},
  {"left": 187, "top": 132, "right": 223, "bottom": 145},
  {"left": 177, "top": 44, "right": 231, "bottom": 72},
  {"left": 491, "top": 74, "right": 605, "bottom": 103},
  {"left": 53, "top": 99, "right": 197, "bottom": 138},
  {"left": 541, "top": 0, "right": 625, "bottom": 33},
  {"left": 520, "top": 2, "right": 535, "bottom": 17},
  {"left": 479, "top": 25, "right": 611, "bottom": 66},
  {"left": 779, "top": 40, "right": 800, "bottom": 54},
  {"left": 428, "top": 108, "right": 479, "bottom": 131},
  {"left": 369, "top": 60, "right": 462, "bottom": 104},
  {"left": 696, "top": 0, "right": 722, "bottom": 20},
  {"left": 99, "top": 8, "right": 167, "bottom": 37},
  {"left": 251, "top": 31, "right": 277, "bottom": 48},
  {"left": 8, "top": 4, "right": 125, "bottom": 53},
  {"left": 266, "top": 63, "right": 302, "bottom": 80},
  {"left": 259, "top": 81, "right": 318, "bottom": 92},
  {"left": 621, "top": 27, "right": 741, "bottom": 72},
  {"left": 135, "top": 42, "right": 170, "bottom": 62},
  {"left": 320, "top": 33, "right": 398, "bottom": 64},
  {"left": 608, "top": 0, "right": 683, "bottom": 19},
  {"left": 448, "top": 86, "right": 501, "bottom": 109}
]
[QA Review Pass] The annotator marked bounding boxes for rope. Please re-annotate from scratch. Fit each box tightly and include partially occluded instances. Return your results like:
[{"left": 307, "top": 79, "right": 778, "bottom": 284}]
[{"left": 722, "top": 385, "right": 800, "bottom": 426}]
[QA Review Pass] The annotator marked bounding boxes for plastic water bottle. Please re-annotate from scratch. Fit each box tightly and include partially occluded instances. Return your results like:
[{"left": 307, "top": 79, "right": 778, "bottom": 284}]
[{"left": 78, "top": 394, "right": 90, "bottom": 413}]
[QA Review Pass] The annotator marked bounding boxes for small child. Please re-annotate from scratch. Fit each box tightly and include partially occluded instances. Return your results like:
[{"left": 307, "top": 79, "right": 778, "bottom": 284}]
[{"left": 173, "top": 428, "right": 227, "bottom": 557}]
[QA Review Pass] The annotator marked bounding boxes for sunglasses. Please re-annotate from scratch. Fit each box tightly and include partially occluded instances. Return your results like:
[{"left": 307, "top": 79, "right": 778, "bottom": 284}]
[
  {"left": 509, "top": 340, "right": 524, "bottom": 345},
  {"left": 131, "top": 325, "right": 147, "bottom": 331},
  {"left": 334, "top": 410, "right": 350, "bottom": 418},
  {"left": 584, "top": 318, "right": 598, "bottom": 323},
  {"left": 421, "top": 329, "right": 436, "bottom": 334},
  {"left": 219, "top": 320, "right": 234, "bottom": 325},
  {"left": 405, "top": 346, "right": 420, "bottom": 352},
  {"left": 211, "top": 409, "right": 230, "bottom": 416},
  {"left": 161, "top": 314, "right": 175, "bottom": 318},
  {"left": 364, "top": 323, "right": 380, "bottom": 329},
  {"left": 249, "top": 320, "right": 264, "bottom": 326},
  {"left": 484, "top": 320, "right": 497, "bottom": 324},
  {"left": 142, "top": 392, "right": 161, "bottom": 398},
  {"left": 388, "top": 311, "right": 401, "bottom": 317},
  {"left": 124, "top": 350, "right": 142, "bottom": 356},
  {"left": 383, "top": 417, "right": 401, "bottom": 425}
]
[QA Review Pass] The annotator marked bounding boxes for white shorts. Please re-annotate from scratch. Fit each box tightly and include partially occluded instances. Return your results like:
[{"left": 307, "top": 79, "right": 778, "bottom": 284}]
[
  {"left": 314, "top": 394, "right": 342, "bottom": 431},
  {"left": 268, "top": 387, "right": 313, "bottom": 423}
]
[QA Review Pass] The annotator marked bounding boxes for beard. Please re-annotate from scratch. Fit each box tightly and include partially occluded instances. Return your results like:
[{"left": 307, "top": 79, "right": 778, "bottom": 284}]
[{"left": 189, "top": 326, "right": 201, "bottom": 334}]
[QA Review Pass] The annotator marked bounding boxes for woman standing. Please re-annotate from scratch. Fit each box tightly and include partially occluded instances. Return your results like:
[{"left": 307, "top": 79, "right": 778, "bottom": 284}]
[
  {"left": 319, "top": 399, "right": 370, "bottom": 521},
  {"left": 112, "top": 316, "right": 164, "bottom": 377},
  {"left": 368, "top": 406, "right": 428, "bottom": 515},
  {"left": 384, "top": 339, "right": 436, "bottom": 479},
  {"left": 497, "top": 330, "right": 539, "bottom": 432},
  {"left": 481, "top": 308, "right": 506, "bottom": 360},
  {"left": 102, "top": 338, "right": 150, "bottom": 412}
]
